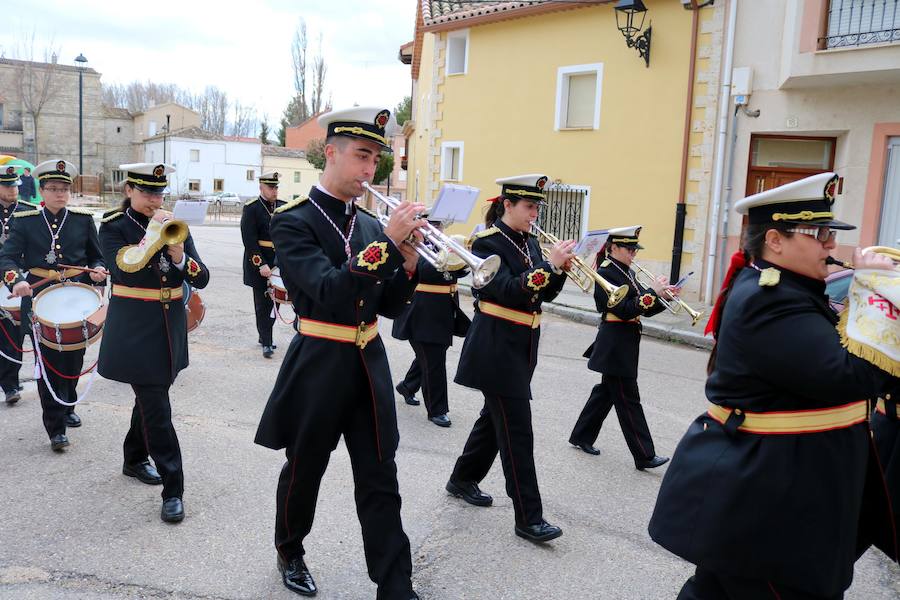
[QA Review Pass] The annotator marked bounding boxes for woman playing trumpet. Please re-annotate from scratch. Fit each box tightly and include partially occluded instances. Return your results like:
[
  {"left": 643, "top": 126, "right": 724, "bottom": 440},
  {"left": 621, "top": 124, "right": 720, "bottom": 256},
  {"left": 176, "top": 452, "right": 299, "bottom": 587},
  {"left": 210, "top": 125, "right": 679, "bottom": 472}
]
[
  {"left": 447, "top": 174, "right": 575, "bottom": 544},
  {"left": 568, "top": 226, "right": 676, "bottom": 469},
  {"left": 98, "top": 163, "right": 209, "bottom": 523}
]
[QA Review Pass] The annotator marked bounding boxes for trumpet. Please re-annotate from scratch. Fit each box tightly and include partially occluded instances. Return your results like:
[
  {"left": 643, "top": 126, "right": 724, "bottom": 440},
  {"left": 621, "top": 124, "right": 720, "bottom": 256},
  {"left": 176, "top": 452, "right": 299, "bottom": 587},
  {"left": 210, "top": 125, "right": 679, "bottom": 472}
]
[
  {"left": 631, "top": 262, "right": 705, "bottom": 326},
  {"left": 117, "top": 217, "right": 189, "bottom": 273},
  {"left": 827, "top": 246, "right": 900, "bottom": 270},
  {"left": 363, "top": 182, "right": 500, "bottom": 288},
  {"left": 530, "top": 223, "right": 627, "bottom": 307}
]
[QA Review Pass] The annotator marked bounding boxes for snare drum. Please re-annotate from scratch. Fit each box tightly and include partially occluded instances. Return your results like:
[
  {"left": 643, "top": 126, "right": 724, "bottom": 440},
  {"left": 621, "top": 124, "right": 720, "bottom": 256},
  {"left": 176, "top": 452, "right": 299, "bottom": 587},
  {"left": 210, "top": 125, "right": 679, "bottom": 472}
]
[
  {"left": 182, "top": 282, "right": 206, "bottom": 333},
  {"left": 268, "top": 268, "right": 291, "bottom": 305},
  {"left": 32, "top": 282, "right": 106, "bottom": 351},
  {"left": 0, "top": 290, "right": 22, "bottom": 326}
]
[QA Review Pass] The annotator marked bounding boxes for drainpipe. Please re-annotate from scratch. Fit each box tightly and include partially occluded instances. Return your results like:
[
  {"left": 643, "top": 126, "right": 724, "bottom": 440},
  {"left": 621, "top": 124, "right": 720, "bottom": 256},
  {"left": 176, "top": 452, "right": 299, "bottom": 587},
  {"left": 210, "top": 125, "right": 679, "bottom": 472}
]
[
  {"left": 703, "top": 0, "right": 739, "bottom": 303},
  {"left": 669, "top": 0, "right": 701, "bottom": 284}
]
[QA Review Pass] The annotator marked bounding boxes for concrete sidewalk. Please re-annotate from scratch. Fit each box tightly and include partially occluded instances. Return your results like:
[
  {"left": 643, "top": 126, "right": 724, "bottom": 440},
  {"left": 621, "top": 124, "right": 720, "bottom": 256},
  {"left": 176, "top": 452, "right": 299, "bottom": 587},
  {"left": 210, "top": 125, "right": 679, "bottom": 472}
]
[{"left": 458, "top": 280, "right": 714, "bottom": 350}]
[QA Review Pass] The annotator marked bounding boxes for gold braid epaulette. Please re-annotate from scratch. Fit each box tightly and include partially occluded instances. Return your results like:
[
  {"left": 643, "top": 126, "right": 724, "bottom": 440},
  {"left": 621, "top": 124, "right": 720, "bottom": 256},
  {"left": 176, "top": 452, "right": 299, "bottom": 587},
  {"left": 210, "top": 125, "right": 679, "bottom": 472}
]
[
  {"left": 356, "top": 204, "right": 378, "bottom": 219},
  {"left": 67, "top": 207, "right": 95, "bottom": 216},
  {"left": 244, "top": 198, "right": 258, "bottom": 206},
  {"left": 13, "top": 209, "right": 41, "bottom": 218},
  {"left": 101, "top": 211, "right": 124, "bottom": 223},
  {"left": 274, "top": 197, "right": 308, "bottom": 214},
  {"left": 466, "top": 226, "right": 499, "bottom": 250}
]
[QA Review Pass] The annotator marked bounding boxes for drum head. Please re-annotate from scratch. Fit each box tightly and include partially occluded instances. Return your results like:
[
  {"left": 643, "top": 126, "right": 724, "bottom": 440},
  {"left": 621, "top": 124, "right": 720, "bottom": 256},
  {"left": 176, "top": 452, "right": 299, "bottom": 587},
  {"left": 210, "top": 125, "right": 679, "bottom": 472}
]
[
  {"left": 34, "top": 283, "right": 102, "bottom": 326},
  {"left": 182, "top": 282, "right": 193, "bottom": 306},
  {"left": 0, "top": 290, "right": 22, "bottom": 310},
  {"left": 270, "top": 274, "right": 286, "bottom": 290}
]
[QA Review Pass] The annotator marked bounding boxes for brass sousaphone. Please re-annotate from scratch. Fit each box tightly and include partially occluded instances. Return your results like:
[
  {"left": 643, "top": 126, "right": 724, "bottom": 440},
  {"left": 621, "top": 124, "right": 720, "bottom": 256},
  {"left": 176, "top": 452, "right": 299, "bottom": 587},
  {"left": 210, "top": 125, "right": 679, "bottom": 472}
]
[{"left": 116, "top": 218, "right": 189, "bottom": 273}]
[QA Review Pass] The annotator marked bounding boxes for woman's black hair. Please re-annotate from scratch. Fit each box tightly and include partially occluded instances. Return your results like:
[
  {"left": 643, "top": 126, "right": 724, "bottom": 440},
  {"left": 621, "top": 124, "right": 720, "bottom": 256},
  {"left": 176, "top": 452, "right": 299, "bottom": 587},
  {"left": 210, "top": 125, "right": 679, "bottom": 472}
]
[
  {"left": 706, "top": 222, "right": 794, "bottom": 374},
  {"left": 485, "top": 195, "right": 523, "bottom": 228},
  {"left": 119, "top": 181, "right": 133, "bottom": 211}
]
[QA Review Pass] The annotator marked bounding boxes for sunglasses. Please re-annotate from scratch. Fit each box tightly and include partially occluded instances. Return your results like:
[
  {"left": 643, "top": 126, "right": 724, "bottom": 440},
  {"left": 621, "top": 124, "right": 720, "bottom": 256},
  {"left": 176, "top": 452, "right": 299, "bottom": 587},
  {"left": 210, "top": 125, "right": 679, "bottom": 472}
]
[{"left": 786, "top": 227, "right": 837, "bottom": 243}]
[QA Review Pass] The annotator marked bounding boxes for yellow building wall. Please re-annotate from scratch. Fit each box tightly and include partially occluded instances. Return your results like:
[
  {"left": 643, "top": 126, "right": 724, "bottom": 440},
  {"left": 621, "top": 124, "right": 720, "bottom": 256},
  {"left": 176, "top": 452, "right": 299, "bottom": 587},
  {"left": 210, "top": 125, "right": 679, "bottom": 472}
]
[
  {"left": 406, "top": 31, "right": 436, "bottom": 205},
  {"left": 418, "top": 1, "right": 701, "bottom": 266},
  {"left": 261, "top": 155, "right": 320, "bottom": 201}
]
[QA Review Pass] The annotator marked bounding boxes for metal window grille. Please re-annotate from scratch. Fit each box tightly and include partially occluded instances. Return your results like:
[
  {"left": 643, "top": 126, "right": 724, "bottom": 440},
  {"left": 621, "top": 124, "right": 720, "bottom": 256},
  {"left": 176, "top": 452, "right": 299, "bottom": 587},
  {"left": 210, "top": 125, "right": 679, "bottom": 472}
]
[
  {"left": 535, "top": 183, "right": 586, "bottom": 241},
  {"left": 821, "top": 0, "right": 900, "bottom": 48}
]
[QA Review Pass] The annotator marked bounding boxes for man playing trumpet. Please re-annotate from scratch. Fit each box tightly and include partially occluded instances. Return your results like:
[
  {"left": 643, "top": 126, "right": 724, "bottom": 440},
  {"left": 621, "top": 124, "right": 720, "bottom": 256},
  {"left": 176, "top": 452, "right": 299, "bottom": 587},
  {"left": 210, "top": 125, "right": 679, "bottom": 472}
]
[{"left": 568, "top": 226, "right": 676, "bottom": 470}]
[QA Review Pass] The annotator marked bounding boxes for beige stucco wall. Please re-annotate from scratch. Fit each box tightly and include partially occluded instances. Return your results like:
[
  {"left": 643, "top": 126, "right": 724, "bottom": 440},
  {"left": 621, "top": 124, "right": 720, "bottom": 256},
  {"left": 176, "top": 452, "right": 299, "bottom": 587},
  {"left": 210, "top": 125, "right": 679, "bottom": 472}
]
[
  {"left": 722, "top": 0, "right": 900, "bottom": 256},
  {"left": 261, "top": 154, "right": 320, "bottom": 201},
  {"left": 133, "top": 103, "right": 200, "bottom": 143}
]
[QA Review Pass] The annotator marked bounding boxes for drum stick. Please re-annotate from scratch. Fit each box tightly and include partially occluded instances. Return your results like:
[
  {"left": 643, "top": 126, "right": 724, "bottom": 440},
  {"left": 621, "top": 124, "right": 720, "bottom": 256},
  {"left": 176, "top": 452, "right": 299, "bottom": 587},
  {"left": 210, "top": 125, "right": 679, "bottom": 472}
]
[
  {"left": 6, "top": 276, "right": 56, "bottom": 299},
  {"left": 56, "top": 263, "right": 111, "bottom": 277}
]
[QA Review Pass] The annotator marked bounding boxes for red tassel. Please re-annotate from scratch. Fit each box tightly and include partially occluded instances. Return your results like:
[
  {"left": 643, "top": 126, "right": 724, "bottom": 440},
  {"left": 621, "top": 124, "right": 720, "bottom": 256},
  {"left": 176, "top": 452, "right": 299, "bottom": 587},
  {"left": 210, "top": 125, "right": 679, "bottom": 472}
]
[
  {"left": 485, "top": 195, "right": 501, "bottom": 203},
  {"left": 704, "top": 250, "right": 747, "bottom": 338}
]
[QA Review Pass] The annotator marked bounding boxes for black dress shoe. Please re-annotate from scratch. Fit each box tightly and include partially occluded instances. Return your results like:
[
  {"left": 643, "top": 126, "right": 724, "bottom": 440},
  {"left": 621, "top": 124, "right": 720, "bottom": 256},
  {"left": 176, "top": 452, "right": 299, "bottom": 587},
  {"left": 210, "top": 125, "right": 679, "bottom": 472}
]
[
  {"left": 445, "top": 478, "right": 492, "bottom": 507},
  {"left": 263, "top": 345, "right": 275, "bottom": 359},
  {"left": 65, "top": 412, "right": 82, "bottom": 427},
  {"left": 429, "top": 414, "right": 451, "bottom": 427},
  {"left": 277, "top": 555, "right": 318, "bottom": 596},
  {"left": 573, "top": 442, "right": 601, "bottom": 456},
  {"left": 4, "top": 389, "right": 20, "bottom": 405},
  {"left": 50, "top": 434, "right": 69, "bottom": 451},
  {"left": 395, "top": 383, "right": 419, "bottom": 406},
  {"left": 635, "top": 455, "right": 670, "bottom": 471},
  {"left": 161, "top": 497, "right": 184, "bottom": 523},
  {"left": 258, "top": 340, "right": 277, "bottom": 349},
  {"left": 123, "top": 461, "right": 163, "bottom": 485},
  {"left": 515, "top": 520, "right": 563, "bottom": 543}
]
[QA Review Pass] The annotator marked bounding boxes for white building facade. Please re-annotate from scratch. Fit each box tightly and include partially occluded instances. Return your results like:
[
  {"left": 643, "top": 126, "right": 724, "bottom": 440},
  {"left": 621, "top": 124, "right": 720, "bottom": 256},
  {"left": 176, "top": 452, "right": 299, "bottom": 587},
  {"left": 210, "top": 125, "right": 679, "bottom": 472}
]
[{"left": 142, "top": 128, "right": 262, "bottom": 198}]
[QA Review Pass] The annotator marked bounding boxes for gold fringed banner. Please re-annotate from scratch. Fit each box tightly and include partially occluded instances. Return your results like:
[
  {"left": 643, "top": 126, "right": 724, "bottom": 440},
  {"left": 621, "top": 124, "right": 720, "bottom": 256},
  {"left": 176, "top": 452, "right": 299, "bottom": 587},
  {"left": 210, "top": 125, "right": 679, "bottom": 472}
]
[{"left": 837, "top": 268, "right": 900, "bottom": 377}]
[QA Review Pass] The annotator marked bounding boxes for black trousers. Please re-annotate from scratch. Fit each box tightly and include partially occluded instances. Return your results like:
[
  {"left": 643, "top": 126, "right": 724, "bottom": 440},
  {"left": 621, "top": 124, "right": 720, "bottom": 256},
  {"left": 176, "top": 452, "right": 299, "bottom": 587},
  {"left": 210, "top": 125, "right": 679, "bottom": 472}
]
[
  {"left": 677, "top": 566, "right": 842, "bottom": 600},
  {"left": 36, "top": 344, "right": 83, "bottom": 438},
  {"left": 398, "top": 341, "right": 450, "bottom": 418},
  {"left": 569, "top": 374, "right": 656, "bottom": 462},
  {"left": 123, "top": 384, "right": 184, "bottom": 500},
  {"left": 0, "top": 315, "right": 22, "bottom": 393},
  {"left": 451, "top": 394, "right": 543, "bottom": 526},
  {"left": 274, "top": 381, "right": 413, "bottom": 599},
  {"left": 252, "top": 287, "right": 275, "bottom": 346}
]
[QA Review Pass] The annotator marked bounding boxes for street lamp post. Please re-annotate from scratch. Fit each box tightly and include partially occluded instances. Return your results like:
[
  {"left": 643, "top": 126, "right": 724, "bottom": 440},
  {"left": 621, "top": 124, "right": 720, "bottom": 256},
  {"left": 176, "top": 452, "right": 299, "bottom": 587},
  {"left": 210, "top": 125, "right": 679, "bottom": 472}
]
[
  {"left": 74, "top": 53, "right": 88, "bottom": 189},
  {"left": 163, "top": 113, "right": 171, "bottom": 163}
]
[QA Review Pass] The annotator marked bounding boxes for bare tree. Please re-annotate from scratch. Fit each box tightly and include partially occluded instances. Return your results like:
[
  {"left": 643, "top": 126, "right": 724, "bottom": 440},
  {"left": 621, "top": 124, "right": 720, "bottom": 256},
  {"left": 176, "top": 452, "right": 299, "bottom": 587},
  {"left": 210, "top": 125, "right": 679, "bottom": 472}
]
[
  {"left": 195, "top": 86, "right": 228, "bottom": 134},
  {"left": 14, "top": 31, "right": 61, "bottom": 163},
  {"left": 310, "top": 32, "right": 327, "bottom": 116},
  {"left": 229, "top": 101, "right": 257, "bottom": 138},
  {"left": 291, "top": 19, "right": 310, "bottom": 125}
]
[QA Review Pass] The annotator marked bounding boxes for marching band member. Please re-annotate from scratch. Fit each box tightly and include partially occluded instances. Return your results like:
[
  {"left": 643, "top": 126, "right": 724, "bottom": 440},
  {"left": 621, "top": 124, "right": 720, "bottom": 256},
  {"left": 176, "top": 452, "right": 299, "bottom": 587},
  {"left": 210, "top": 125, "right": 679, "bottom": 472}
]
[
  {"left": 98, "top": 163, "right": 210, "bottom": 523},
  {"left": 0, "top": 166, "right": 31, "bottom": 404},
  {"left": 254, "top": 106, "right": 422, "bottom": 599},
  {"left": 0, "top": 160, "right": 105, "bottom": 451},
  {"left": 392, "top": 220, "right": 470, "bottom": 428},
  {"left": 446, "top": 174, "right": 574, "bottom": 544},
  {"left": 568, "top": 226, "right": 674, "bottom": 469},
  {"left": 241, "top": 170, "right": 286, "bottom": 358},
  {"left": 648, "top": 173, "right": 898, "bottom": 599}
]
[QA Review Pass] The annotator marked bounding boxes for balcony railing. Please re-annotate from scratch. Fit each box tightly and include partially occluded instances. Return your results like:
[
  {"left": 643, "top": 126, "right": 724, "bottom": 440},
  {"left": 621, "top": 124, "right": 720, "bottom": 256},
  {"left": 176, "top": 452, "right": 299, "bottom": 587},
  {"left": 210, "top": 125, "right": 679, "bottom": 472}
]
[{"left": 820, "top": 0, "right": 900, "bottom": 48}]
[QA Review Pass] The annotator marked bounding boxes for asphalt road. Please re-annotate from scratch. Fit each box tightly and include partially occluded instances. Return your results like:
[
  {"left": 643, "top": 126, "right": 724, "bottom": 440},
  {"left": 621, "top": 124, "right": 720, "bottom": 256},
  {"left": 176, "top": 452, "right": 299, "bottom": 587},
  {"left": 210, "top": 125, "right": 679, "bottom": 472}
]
[{"left": 1, "top": 224, "right": 897, "bottom": 599}]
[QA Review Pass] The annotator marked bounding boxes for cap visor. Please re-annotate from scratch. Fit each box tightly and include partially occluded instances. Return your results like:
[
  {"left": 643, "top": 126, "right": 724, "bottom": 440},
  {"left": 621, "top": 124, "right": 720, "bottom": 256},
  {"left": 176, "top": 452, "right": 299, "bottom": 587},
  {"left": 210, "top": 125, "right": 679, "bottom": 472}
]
[
  {"left": 343, "top": 132, "right": 392, "bottom": 152},
  {"left": 782, "top": 218, "right": 856, "bottom": 231}
]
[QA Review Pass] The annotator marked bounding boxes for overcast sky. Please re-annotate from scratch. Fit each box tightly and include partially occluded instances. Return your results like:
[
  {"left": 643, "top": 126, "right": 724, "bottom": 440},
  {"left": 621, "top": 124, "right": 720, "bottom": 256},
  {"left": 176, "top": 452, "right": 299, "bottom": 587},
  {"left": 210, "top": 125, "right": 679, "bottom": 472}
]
[{"left": 0, "top": 0, "right": 416, "bottom": 128}]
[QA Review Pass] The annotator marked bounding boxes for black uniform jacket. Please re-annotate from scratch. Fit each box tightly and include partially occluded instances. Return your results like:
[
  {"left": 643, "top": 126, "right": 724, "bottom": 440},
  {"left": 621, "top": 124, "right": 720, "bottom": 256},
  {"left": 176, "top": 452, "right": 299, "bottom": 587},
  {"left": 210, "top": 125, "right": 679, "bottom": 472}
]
[
  {"left": 391, "top": 257, "right": 470, "bottom": 346},
  {"left": 872, "top": 390, "right": 900, "bottom": 562},
  {"left": 648, "top": 260, "right": 897, "bottom": 597},
  {"left": 240, "top": 196, "right": 286, "bottom": 289},
  {"left": 582, "top": 256, "right": 666, "bottom": 378},
  {"left": 0, "top": 206, "right": 104, "bottom": 294},
  {"left": 454, "top": 220, "right": 566, "bottom": 399},
  {"left": 254, "top": 187, "right": 418, "bottom": 459},
  {"left": 97, "top": 209, "right": 210, "bottom": 385},
  {"left": 0, "top": 200, "right": 32, "bottom": 249}
]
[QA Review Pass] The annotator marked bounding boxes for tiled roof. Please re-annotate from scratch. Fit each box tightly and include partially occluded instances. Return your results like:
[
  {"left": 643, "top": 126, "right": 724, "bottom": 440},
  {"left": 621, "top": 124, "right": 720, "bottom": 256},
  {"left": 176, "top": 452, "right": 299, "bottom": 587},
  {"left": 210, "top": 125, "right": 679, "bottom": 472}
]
[
  {"left": 102, "top": 105, "right": 132, "bottom": 119},
  {"left": 262, "top": 145, "right": 306, "bottom": 158},
  {"left": 422, "top": 1, "right": 549, "bottom": 26}
]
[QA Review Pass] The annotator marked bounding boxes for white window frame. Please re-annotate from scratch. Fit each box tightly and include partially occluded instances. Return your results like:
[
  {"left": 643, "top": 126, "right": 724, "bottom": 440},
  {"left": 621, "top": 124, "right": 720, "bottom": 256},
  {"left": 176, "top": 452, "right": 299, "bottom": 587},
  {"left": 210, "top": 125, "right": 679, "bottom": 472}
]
[
  {"left": 440, "top": 141, "right": 464, "bottom": 182},
  {"left": 554, "top": 63, "right": 604, "bottom": 131},
  {"left": 445, "top": 29, "right": 469, "bottom": 76},
  {"left": 189, "top": 149, "right": 200, "bottom": 162}
]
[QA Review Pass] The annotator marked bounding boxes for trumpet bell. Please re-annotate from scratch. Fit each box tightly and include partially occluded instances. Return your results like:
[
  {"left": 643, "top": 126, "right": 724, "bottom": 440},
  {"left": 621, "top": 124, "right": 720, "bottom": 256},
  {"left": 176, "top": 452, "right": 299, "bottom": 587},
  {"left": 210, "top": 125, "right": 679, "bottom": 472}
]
[
  {"left": 116, "top": 219, "right": 189, "bottom": 273},
  {"left": 472, "top": 254, "right": 501, "bottom": 288}
]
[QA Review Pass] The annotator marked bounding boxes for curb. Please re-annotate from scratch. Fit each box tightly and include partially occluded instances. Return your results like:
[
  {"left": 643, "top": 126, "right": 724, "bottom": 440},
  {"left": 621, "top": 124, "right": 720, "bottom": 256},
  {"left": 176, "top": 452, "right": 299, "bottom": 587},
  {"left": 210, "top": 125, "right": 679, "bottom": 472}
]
[{"left": 457, "top": 285, "right": 713, "bottom": 351}]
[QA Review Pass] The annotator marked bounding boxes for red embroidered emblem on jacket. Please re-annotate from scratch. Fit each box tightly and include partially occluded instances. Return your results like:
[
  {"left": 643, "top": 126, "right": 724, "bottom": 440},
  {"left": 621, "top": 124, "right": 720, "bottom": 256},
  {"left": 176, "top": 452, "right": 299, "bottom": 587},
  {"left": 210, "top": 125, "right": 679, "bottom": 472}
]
[
  {"left": 356, "top": 241, "right": 389, "bottom": 271},
  {"left": 526, "top": 268, "right": 550, "bottom": 291}
]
